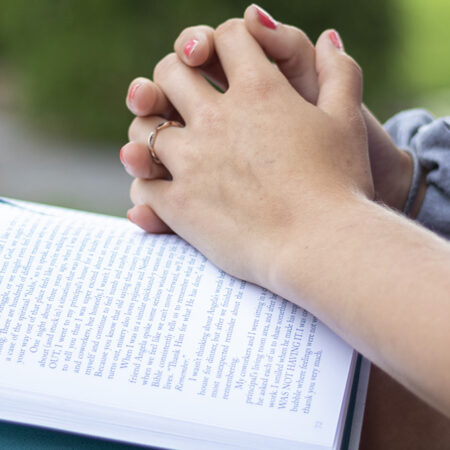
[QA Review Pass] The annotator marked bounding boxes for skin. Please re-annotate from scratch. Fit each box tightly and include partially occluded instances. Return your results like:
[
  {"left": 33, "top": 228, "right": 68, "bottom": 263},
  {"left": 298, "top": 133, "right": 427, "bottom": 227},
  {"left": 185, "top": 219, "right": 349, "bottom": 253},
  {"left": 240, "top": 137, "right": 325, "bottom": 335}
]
[
  {"left": 121, "top": 19, "right": 450, "bottom": 418},
  {"left": 128, "top": 22, "right": 374, "bottom": 279},
  {"left": 122, "top": 9, "right": 450, "bottom": 444},
  {"left": 122, "top": 6, "right": 427, "bottom": 235}
]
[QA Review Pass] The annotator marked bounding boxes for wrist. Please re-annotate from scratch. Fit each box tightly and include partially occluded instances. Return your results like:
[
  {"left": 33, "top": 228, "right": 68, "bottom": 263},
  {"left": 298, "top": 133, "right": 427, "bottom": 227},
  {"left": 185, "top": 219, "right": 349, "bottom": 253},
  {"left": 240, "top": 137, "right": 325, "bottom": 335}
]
[
  {"left": 361, "top": 105, "right": 425, "bottom": 213},
  {"left": 376, "top": 146, "right": 413, "bottom": 211},
  {"left": 263, "top": 192, "right": 370, "bottom": 306},
  {"left": 389, "top": 148, "right": 427, "bottom": 218}
]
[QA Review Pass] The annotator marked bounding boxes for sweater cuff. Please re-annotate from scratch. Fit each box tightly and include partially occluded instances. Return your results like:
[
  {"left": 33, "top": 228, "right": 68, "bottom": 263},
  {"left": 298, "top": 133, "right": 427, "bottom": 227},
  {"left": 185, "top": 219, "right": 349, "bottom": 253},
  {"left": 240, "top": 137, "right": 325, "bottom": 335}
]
[{"left": 401, "top": 147, "right": 422, "bottom": 216}]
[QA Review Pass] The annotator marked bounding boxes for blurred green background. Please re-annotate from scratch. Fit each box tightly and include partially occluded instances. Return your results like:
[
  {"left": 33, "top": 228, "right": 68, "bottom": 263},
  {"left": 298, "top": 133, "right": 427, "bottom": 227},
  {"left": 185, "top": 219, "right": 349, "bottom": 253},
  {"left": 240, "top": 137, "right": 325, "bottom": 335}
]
[{"left": 0, "top": 0, "right": 448, "bottom": 146}]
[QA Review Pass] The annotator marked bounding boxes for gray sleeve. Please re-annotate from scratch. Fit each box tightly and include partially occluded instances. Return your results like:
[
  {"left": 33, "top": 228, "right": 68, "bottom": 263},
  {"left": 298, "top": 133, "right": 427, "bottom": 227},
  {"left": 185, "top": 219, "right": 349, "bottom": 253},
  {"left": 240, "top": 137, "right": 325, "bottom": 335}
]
[{"left": 384, "top": 109, "right": 450, "bottom": 239}]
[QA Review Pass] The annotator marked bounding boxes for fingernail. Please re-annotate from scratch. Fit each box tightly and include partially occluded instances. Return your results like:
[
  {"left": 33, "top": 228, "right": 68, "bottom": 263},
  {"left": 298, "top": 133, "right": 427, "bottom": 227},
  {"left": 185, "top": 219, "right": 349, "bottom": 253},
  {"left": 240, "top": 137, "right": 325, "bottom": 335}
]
[
  {"left": 120, "top": 146, "right": 127, "bottom": 166},
  {"left": 127, "top": 82, "right": 141, "bottom": 107},
  {"left": 127, "top": 209, "right": 134, "bottom": 222},
  {"left": 329, "top": 30, "right": 344, "bottom": 50},
  {"left": 184, "top": 39, "right": 199, "bottom": 58},
  {"left": 253, "top": 4, "right": 277, "bottom": 29}
]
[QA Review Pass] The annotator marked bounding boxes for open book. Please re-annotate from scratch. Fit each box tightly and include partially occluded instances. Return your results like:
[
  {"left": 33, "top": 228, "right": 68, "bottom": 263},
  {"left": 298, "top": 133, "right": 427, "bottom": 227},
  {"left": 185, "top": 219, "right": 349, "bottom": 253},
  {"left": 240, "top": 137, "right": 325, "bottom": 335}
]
[{"left": 0, "top": 199, "right": 369, "bottom": 450}]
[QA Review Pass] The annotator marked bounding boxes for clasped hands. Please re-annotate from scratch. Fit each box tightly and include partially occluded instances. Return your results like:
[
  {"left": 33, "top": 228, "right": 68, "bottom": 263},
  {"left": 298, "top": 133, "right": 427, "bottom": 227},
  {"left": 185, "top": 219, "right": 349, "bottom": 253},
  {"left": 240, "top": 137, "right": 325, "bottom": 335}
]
[{"left": 120, "top": 5, "right": 410, "bottom": 288}]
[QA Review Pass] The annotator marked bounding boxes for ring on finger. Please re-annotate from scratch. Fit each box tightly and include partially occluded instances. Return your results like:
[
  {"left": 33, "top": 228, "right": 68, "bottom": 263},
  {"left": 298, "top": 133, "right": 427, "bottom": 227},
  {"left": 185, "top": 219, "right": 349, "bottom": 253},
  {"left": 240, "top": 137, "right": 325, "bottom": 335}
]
[{"left": 147, "top": 121, "right": 183, "bottom": 164}]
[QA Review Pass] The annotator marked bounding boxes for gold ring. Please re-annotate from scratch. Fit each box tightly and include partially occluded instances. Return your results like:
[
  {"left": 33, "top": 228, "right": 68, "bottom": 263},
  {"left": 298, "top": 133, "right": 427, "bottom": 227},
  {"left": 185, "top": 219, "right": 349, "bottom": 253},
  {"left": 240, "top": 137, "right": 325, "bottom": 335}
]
[{"left": 147, "top": 121, "right": 183, "bottom": 164}]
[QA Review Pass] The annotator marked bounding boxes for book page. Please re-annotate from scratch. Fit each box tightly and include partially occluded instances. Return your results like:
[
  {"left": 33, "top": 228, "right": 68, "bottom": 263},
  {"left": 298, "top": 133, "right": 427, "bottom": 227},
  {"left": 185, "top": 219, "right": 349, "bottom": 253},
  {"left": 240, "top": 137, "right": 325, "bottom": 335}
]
[{"left": 0, "top": 200, "right": 354, "bottom": 448}]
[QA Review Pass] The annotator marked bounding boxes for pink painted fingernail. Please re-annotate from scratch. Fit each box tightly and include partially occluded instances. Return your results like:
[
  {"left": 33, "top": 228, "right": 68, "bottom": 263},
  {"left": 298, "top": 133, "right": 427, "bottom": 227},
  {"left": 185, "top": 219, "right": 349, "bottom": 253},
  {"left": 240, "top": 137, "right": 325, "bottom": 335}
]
[
  {"left": 126, "top": 209, "right": 134, "bottom": 222},
  {"left": 184, "top": 39, "right": 199, "bottom": 58},
  {"left": 253, "top": 4, "right": 277, "bottom": 29},
  {"left": 329, "top": 30, "right": 344, "bottom": 50},
  {"left": 120, "top": 146, "right": 127, "bottom": 166},
  {"left": 127, "top": 83, "right": 141, "bottom": 106}
]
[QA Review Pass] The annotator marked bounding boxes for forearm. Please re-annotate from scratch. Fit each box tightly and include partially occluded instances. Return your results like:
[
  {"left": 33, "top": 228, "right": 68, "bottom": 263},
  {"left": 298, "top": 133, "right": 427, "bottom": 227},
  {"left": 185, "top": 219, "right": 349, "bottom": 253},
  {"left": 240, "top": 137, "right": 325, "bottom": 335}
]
[{"left": 268, "top": 195, "right": 450, "bottom": 416}]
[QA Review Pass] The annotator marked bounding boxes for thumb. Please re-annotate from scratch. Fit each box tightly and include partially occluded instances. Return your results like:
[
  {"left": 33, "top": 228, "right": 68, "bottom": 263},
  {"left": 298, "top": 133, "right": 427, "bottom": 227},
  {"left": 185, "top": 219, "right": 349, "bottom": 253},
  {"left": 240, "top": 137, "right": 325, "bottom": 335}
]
[
  {"left": 243, "top": 4, "right": 319, "bottom": 104},
  {"left": 315, "top": 29, "right": 363, "bottom": 119}
]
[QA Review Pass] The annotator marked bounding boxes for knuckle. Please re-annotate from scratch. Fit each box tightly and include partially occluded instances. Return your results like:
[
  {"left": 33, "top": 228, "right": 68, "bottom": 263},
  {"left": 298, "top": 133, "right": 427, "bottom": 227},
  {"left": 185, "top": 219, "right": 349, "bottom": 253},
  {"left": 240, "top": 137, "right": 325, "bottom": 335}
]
[
  {"left": 198, "top": 24, "right": 215, "bottom": 35},
  {"left": 288, "top": 26, "right": 312, "bottom": 49},
  {"left": 341, "top": 54, "right": 363, "bottom": 81},
  {"left": 279, "top": 27, "right": 315, "bottom": 82},
  {"left": 129, "top": 178, "right": 142, "bottom": 205},
  {"left": 198, "top": 24, "right": 214, "bottom": 33},
  {"left": 128, "top": 117, "right": 140, "bottom": 141},
  {"left": 215, "top": 18, "right": 244, "bottom": 38},
  {"left": 153, "top": 53, "right": 178, "bottom": 82}
]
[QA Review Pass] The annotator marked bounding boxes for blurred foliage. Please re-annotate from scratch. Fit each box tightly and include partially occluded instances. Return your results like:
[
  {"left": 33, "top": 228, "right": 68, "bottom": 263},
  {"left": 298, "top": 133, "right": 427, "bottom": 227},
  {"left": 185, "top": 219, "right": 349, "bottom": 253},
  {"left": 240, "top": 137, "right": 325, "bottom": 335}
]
[
  {"left": 392, "top": 0, "right": 450, "bottom": 116},
  {"left": 0, "top": 0, "right": 398, "bottom": 145}
]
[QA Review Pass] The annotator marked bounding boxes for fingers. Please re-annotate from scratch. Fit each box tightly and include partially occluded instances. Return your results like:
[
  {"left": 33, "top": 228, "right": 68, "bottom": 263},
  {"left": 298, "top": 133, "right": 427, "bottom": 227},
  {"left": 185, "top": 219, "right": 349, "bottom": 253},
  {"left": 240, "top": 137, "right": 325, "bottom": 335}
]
[
  {"left": 130, "top": 178, "right": 172, "bottom": 226},
  {"left": 174, "top": 25, "right": 215, "bottom": 67},
  {"left": 173, "top": 16, "right": 317, "bottom": 101},
  {"left": 153, "top": 53, "right": 217, "bottom": 118},
  {"left": 126, "top": 77, "right": 175, "bottom": 118},
  {"left": 315, "top": 30, "right": 363, "bottom": 119},
  {"left": 120, "top": 141, "right": 171, "bottom": 180},
  {"left": 127, "top": 204, "right": 172, "bottom": 234},
  {"left": 243, "top": 5, "right": 319, "bottom": 104},
  {"left": 129, "top": 11, "right": 321, "bottom": 119},
  {"left": 128, "top": 115, "right": 183, "bottom": 171},
  {"left": 174, "top": 25, "right": 228, "bottom": 91},
  {"left": 214, "top": 19, "right": 277, "bottom": 85}
]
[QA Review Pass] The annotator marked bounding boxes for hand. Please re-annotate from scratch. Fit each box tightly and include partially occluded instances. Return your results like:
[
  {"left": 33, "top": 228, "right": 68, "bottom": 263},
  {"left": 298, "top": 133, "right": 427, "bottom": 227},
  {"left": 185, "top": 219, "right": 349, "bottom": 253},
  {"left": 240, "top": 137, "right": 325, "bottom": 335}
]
[
  {"left": 122, "top": 14, "right": 450, "bottom": 416},
  {"left": 127, "top": 21, "right": 372, "bottom": 286},
  {"left": 121, "top": 5, "right": 414, "bottom": 235}
]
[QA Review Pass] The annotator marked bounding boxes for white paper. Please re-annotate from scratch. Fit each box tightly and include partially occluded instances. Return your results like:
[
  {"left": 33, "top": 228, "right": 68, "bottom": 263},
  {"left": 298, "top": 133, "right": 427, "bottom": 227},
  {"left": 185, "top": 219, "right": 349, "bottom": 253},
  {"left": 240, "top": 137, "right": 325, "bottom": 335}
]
[{"left": 0, "top": 199, "right": 355, "bottom": 448}]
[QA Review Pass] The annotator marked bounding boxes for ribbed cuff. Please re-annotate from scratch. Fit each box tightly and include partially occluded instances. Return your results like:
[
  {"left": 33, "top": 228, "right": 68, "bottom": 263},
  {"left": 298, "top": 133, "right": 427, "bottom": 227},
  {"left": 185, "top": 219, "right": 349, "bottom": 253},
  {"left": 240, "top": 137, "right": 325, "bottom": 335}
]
[{"left": 402, "top": 147, "right": 422, "bottom": 216}]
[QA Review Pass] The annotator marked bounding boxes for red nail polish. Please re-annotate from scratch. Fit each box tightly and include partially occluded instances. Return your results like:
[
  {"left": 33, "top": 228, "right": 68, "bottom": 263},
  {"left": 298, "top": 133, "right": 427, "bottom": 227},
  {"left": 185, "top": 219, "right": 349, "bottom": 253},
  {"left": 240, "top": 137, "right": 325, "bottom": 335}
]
[
  {"left": 254, "top": 4, "right": 277, "bottom": 29},
  {"left": 127, "top": 83, "right": 140, "bottom": 105},
  {"left": 329, "top": 30, "right": 344, "bottom": 50},
  {"left": 120, "top": 146, "right": 127, "bottom": 166},
  {"left": 184, "top": 39, "right": 199, "bottom": 58}
]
